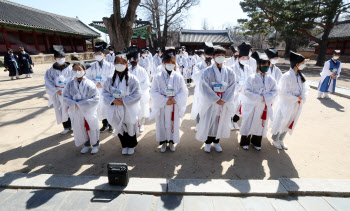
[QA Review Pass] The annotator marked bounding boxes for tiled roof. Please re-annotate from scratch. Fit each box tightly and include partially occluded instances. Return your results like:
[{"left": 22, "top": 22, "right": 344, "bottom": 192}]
[
  {"left": 328, "top": 21, "right": 350, "bottom": 39},
  {"left": 0, "top": 0, "right": 99, "bottom": 37},
  {"left": 179, "top": 29, "right": 233, "bottom": 44}
]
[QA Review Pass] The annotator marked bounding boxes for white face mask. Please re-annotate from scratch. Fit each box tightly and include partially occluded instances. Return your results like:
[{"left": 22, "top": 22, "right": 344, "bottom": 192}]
[
  {"left": 271, "top": 59, "right": 279, "bottom": 65},
  {"left": 333, "top": 56, "right": 339, "bottom": 60},
  {"left": 56, "top": 58, "right": 65, "bottom": 65},
  {"left": 165, "top": 64, "right": 175, "bottom": 71},
  {"left": 215, "top": 56, "right": 225, "bottom": 64},
  {"left": 95, "top": 55, "right": 103, "bottom": 61},
  {"left": 249, "top": 52, "right": 252, "bottom": 57},
  {"left": 142, "top": 54, "right": 146, "bottom": 58},
  {"left": 115, "top": 64, "right": 126, "bottom": 72},
  {"left": 73, "top": 70, "right": 85, "bottom": 78},
  {"left": 110, "top": 51, "right": 114, "bottom": 54},
  {"left": 240, "top": 59, "right": 249, "bottom": 65},
  {"left": 298, "top": 63, "right": 306, "bottom": 70},
  {"left": 201, "top": 55, "right": 205, "bottom": 60}
]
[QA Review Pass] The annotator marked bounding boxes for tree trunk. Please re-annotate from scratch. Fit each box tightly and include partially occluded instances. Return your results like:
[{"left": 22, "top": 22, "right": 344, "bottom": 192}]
[
  {"left": 103, "top": 0, "right": 140, "bottom": 51},
  {"left": 316, "top": 27, "right": 331, "bottom": 66}
]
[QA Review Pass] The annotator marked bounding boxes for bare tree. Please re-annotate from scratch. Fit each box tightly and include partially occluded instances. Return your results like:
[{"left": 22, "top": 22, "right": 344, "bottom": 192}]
[
  {"left": 103, "top": 0, "right": 141, "bottom": 51},
  {"left": 140, "top": 0, "right": 199, "bottom": 48},
  {"left": 202, "top": 18, "right": 209, "bottom": 30}
]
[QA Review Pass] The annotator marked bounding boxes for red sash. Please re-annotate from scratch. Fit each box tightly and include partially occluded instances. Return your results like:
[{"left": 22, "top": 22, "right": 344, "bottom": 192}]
[
  {"left": 288, "top": 101, "right": 301, "bottom": 129},
  {"left": 84, "top": 118, "right": 90, "bottom": 140}
]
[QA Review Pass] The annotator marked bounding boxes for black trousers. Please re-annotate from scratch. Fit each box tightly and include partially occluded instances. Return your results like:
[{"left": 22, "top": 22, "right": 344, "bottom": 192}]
[
  {"left": 102, "top": 119, "right": 111, "bottom": 127},
  {"left": 62, "top": 118, "right": 71, "bottom": 129},
  {"left": 240, "top": 135, "right": 262, "bottom": 147},
  {"left": 118, "top": 132, "right": 138, "bottom": 148},
  {"left": 159, "top": 140, "right": 174, "bottom": 145},
  {"left": 232, "top": 115, "right": 240, "bottom": 122},
  {"left": 205, "top": 136, "right": 220, "bottom": 144}
]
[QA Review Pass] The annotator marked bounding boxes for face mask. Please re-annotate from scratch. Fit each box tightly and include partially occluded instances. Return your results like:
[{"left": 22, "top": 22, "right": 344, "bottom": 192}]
[
  {"left": 56, "top": 58, "right": 65, "bottom": 65},
  {"left": 201, "top": 55, "right": 205, "bottom": 60},
  {"left": 333, "top": 56, "right": 339, "bottom": 60},
  {"left": 215, "top": 56, "right": 225, "bottom": 64},
  {"left": 260, "top": 66, "right": 269, "bottom": 73},
  {"left": 165, "top": 64, "right": 175, "bottom": 71},
  {"left": 110, "top": 51, "right": 114, "bottom": 54},
  {"left": 115, "top": 64, "right": 126, "bottom": 72},
  {"left": 298, "top": 63, "right": 306, "bottom": 70},
  {"left": 271, "top": 59, "right": 279, "bottom": 65},
  {"left": 130, "top": 61, "right": 137, "bottom": 67},
  {"left": 249, "top": 52, "right": 252, "bottom": 57},
  {"left": 95, "top": 55, "right": 103, "bottom": 61},
  {"left": 240, "top": 60, "right": 249, "bottom": 65},
  {"left": 142, "top": 54, "right": 146, "bottom": 58},
  {"left": 73, "top": 70, "right": 85, "bottom": 78},
  {"left": 234, "top": 55, "right": 239, "bottom": 59}
]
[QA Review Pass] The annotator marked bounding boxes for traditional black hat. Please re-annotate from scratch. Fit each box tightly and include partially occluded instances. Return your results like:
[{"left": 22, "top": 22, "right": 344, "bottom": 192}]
[
  {"left": 202, "top": 42, "right": 214, "bottom": 55},
  {"left": 251, "top": 51, "right": 269, "bottom": 66},
  {"left": 238, "top": 42, "right": 251, "bottom": 57},
  {"left": 94, "top": 45, "right": 104, "bottom": 53},
  {"left": 127, "top": 51, "right": 139, "bottom": 60},
  {"left": 164, "top": 48, "right": 176, "bottom": 58},
  {"left": 107, "top": 46, "right": 114, "bottom": 50},
  {"left": 162, "top": 53, "right": 175, "bottom": 61},
  {"left": 264, "top": 48, "right": 279, "bottom": 59},
  {"left": 290, "top": 51, "right": 305, "bottom": 64},
  {"left": 155, "top": 47, "right": 161, "bottom": 53},
  {"left": 52, "top": 45, "right": 65, "bottom": 57},
  {"left": 230, "top": 45, "right": 238, "bottom": 53},
  {"left": 140, "top": 48, "right": 147, "bottom": 54},
  {"left": 188, "top": 50, "right": 194, "bottom": 55},
  {"left": 333, "top": 49, "right": 341, "bottom": 55},
  {"left": 213, "top": 46, "right": 226, "bottom": 55}
]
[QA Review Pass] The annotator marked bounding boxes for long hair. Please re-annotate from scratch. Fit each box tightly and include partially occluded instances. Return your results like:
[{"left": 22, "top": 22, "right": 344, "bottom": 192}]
[{"left": 112, "top": 56, "right": 129, "bottom": 86}]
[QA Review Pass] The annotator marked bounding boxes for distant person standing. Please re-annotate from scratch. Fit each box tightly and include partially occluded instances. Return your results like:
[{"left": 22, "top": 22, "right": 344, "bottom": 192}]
[
  {"left": 18, "top": 47, "right": 34, "bottom": 78},
  {"left": 317, "top": 50, "right": 342, "bottom": 99},
  {"left": 106, "top": 46, "right": 115, "bottom": 63},
  {"left": 4, "top": 48, "right": 21, "bottom": 80}
]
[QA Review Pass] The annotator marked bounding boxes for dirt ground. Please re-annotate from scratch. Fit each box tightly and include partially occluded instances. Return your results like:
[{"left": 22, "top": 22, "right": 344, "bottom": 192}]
[{"left": 0, "top": 62, "right": 349, "bottom": 180}]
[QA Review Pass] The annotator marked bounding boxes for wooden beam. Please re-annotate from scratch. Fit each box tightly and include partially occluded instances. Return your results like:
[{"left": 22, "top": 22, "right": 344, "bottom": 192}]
[{"left": 32, "top": 31, "right": 40, "bottom": 54}]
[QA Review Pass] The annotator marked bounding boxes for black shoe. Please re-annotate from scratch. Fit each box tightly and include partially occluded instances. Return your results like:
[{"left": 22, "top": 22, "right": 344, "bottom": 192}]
[
  {"left": 100, "top": 126, "right": 107, "bottom": 133},
  {"left": 108, "top": 126, "right": 114, "bottom": 133}
]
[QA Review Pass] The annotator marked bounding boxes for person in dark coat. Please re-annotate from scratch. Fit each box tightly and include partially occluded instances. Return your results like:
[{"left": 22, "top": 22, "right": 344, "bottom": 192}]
[
  {"left": 4, "top": 48, "right": 21, "bottom": 80},
  {"left": 18, "top": 47, "right": 34, "bottom": 78}
]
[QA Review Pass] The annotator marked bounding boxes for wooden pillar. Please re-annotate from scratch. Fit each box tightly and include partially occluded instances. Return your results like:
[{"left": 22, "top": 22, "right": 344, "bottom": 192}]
[
  {"left": 32, "top": 30, "right": 40, "bottom": 54},
  {"left": 92, "top": 38, "right": 95, "bottom": 49},
  {"left": 83, "top": 37, "right": 87, "bottom": 52},
  {"left": 69, "top": 36, "right": 75, "bottom": 52},
  {"left": 2, "top": 27, "right": 11, "bottom": 49},
  {"left": 57, "top": 34, "right": 62, "bottom": 45},
  {"left": 44, "top": 33, "right": 50, "bottom": 53},
  {"left": 138, "top": 35, "right": 141, "bottom": 48}
]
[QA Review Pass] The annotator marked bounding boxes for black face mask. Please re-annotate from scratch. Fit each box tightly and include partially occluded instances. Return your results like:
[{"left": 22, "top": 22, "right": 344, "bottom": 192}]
[
  {"left": 234, "top": 55, "right": 239, "bottom": 59},
  {"left": 130, "top": 61, "right": 137, "bottom": 67}
]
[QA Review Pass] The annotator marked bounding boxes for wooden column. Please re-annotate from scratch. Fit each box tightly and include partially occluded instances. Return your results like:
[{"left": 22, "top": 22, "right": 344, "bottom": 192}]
[
  {"left": 2, "top": 27, "right": 11, "bottom": 49},
  {"left": 138, "top": 35, "right": 141, "bottom": 48},
  {"left": 69, "top": 36, "right": 75, "bottom": 52},
  {"left": 83, "top": 37, "right": 87, "bottom": 52},
  {"left": 32, "top": 30, "right": 40, "bottom": 54},
  {"left": 92, "top": 38, "right": 95, "bottom": 49},
  {"left": 57, "top": 34, "right": 62, "bottom": 45},
  {"left": 44, "top": 33, "right": 50, "bottom": 53}
]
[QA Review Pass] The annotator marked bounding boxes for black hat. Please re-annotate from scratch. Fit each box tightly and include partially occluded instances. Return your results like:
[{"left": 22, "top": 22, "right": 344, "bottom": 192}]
[
  {"left": 213, "top": 46, "right": 226, "bottom": 55},
  {"left": 164, "top": 48, "right": 176, "bottom": 58},
  {"left": 188, "top": 50, "right": 194, "bottom": 55},
  {"left": 127, "top": 51, "right": 139, "bottom": 60},
  {"left": 52, "top": 45, "right": 65, "bottom": 57},
  {"left": 251, "top": 51, "right": 269, "bottom": 66},
  {"left": 202, "top": 42, "right": 214, "bottom": 56},
  {"left": 182, "top": 46, "right": 186, "bottom": 50},
  {"left": 108, "top": 46, "right": 114, "bottom": 50},
  {"left": 196, "top": 50, "right": 204, "bottom": 55},
  {"left": 265, "top": 48, "right": 279, "bottom": 59},
  {"left": 94, "top": 45, "right": 104, "bottom": 53},
  {"left": 155, "top": 47, "right": 161, "bottom": 53},
  {"left": 230, "top": 45, "right": 238, "bottom": 53},
  {"left": 238, "top": 42, "right": 251, "bottom": 57},
  {"left": 289, "top": 51, "right": 305, "bottom": 64},
  {"left": 140, "top": 48, "right": 147, "bottom": 54},
  {"left": 162, "top": 53, "right": 175, "bottom": 61},
  {"left": 126, "top": 46, "right": 140, "bottom": 54},
  {"left": 333, "top": 50, "right": 341, "bottom": 55}
]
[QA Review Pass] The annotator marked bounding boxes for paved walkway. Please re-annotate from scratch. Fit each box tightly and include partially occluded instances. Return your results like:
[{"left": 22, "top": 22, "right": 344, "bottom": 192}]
[{"left": 1, "top": 188, "right": 350, "bottom": 211}]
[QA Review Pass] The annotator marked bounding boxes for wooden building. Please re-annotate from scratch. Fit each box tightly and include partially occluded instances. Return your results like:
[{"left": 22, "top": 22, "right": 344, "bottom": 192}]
[
  {"left": 0, "top": 0, "right": 99, "bottom": 55},
  {"left": 179, "top": 29, "right": 233, "bottom": 51}
]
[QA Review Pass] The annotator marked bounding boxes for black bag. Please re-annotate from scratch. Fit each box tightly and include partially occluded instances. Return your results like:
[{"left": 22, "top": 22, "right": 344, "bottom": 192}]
[{"left": 107, "top": 163, "right": 129, "bottom": 186}]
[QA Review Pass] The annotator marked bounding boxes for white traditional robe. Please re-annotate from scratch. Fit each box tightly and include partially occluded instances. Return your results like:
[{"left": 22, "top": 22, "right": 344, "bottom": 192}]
[
  {"left": 267, "top": 65, "right": 283, "bottom": 84},
  {"left": 63, "top": 77, "right": 100, "bottom": 146},
  {"left": 271, "top": 68, "right": 310, "bottom": 135},
  {"left": 44, "top": 64, "right": 74, "bottom": 125},
  {"left": 225, "top": 56, "right": 237, "bottom": 68},
  {"left": 248, "top": 57, "right": 257, "bottom": 73},
  {"left": 86, "top": 60, "right": 115, "bottom": 121},
  {"left": 190, "top": 65, "right": 207, "bottom": 120},
  {"left": 232, "top": 61, "right": 254, "bottom": 116},
  {"left": 240, "top": 73, "right": 278, "bottom": 137},
  {"left": 196, "top": 64, "right": 236, "bottom": 142},
  {"left": 153, "top": 54, "right": 163, "bottom": 72},
  {"left": 106, "top": 53, "right": 115, "bottom": 63},
  {"left": 176, "top": 55, "right": 188, "bottom": 75},
  {"left": 149, "top": 69, "right": 188, "bottom": 143},
  {"left": 139, "top": 56, "right": 152, "bottom": 78},
  {"left": 102, "top": 73, "right": 141, "bottom": 136},
  {"left": 184, "top": 57, "right": 197, "bottom": 80},
  {"left": 129, "top": 65, "right": 150, "bottom": 119},
  {"left": 317, "top": 59, "right": 342, "bottom": 93}
]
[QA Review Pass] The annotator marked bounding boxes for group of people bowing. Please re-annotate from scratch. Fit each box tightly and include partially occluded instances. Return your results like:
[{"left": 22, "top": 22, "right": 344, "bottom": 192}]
[{"left": 44, "top": 42, "right": 342, "bottom": 155}]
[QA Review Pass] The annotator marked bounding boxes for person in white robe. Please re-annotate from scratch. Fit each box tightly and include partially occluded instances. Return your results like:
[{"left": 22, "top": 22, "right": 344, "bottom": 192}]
[
  {"left": 153, "top": 48, "right": 163, "bottom": 72},
  {"left": 127, "top": 51, "right": 150, "bottom": 133},
  {"left": 248, "top": 46, "right": 258, "bottom": 72},
  {"left": 182, "top": 46, "right": 189, "bottom": 59},
  {"left": 146, "top": 47, "right": 153, "bottom": 66},
  {"left": 317, "top": 50, "right": 342, "bottom": 99},
  {"left": 265, "top": 48, "right": 283, "bottom": 84},
  {"left": 184, "top": 51, "right": 197, "bottom": 85},
  {"left": 102, "top": 55, "right": 142, "bottom": 155},
  {"left": 86, "top": 45, "right": 115, "bottom": 133},
  {"left": 231, "top": 42, "right": 255, "bottom": 130},
  {"left": 271, "top": 51, "right": 310, "bottom": 150},
  {"left": 63, "top": 62, "right": 100, "bottom": 154},
  {"left": 196, "top": 46, "right": 237, "bottom": 153},
  {"left": 149, "top": 53, "right": 188, "bottom": 153},
  {"left": 106, "top": 46, "right": 116, "bottom": 63},
  {"left": 44, "top": 46, "right": 74, "bottom": 134},
  {"left": 225, "top": 46, "right": 239, "bottom": 68},
  {"left": 239, "top": 52, "right": 278, "bottom": 151},
  {"left": 176, "top": 49, "right": 188, "bottom": 76},
  {"left": 195, "top": 50, "right": 205, "bottom": 67},
  {"left": 139, "top": 49, "right": 152, "bottom": 79}
]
